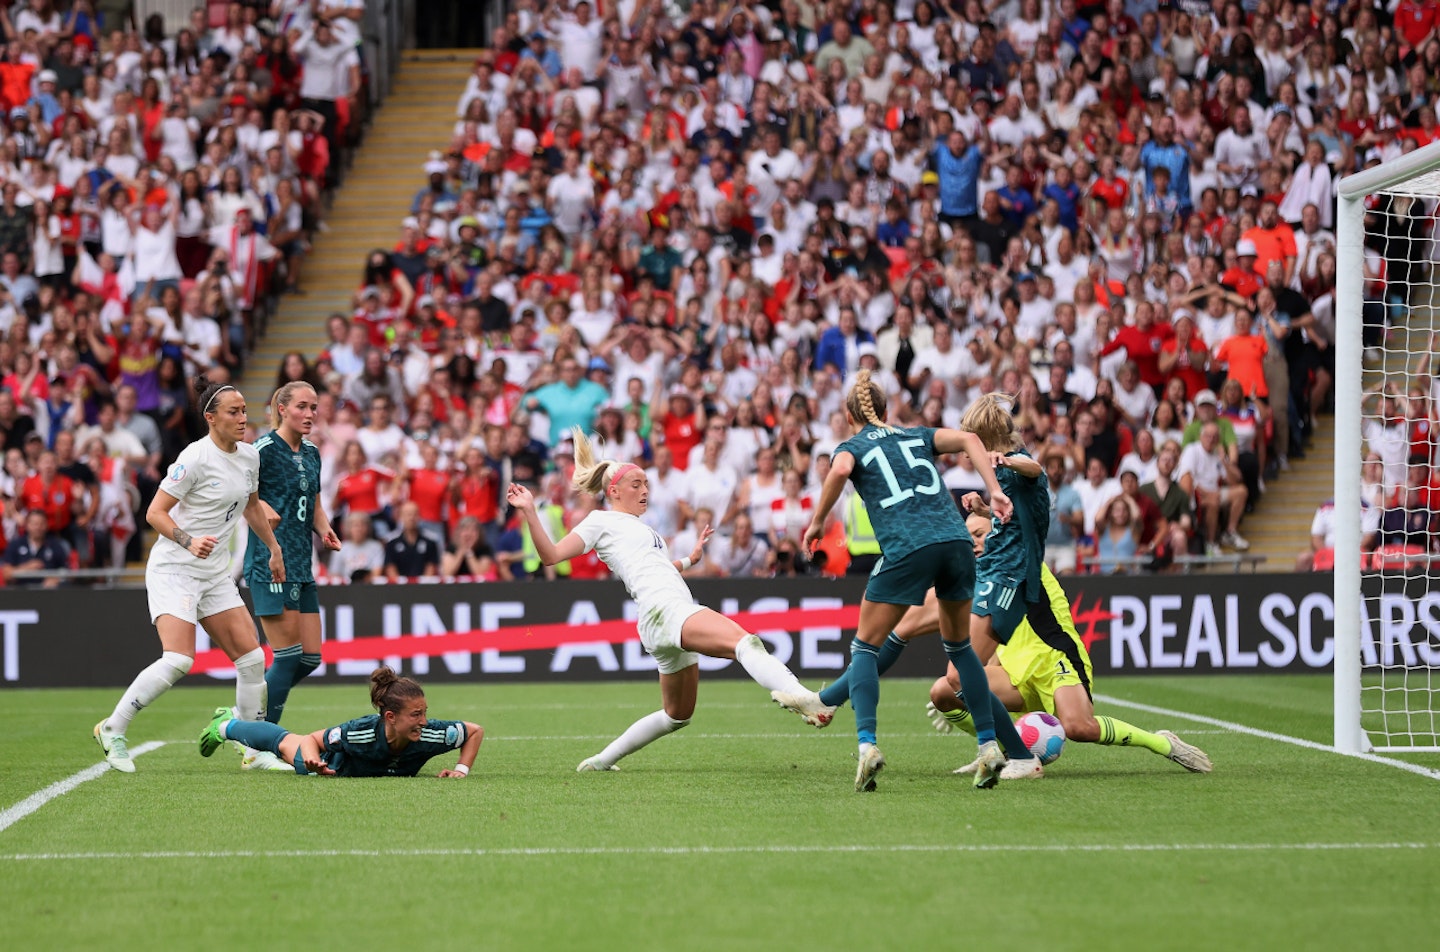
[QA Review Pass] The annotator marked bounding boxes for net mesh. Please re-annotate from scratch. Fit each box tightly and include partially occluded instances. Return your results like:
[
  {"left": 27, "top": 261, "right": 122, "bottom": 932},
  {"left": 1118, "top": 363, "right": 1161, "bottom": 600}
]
[{"left": 1357, "top": 187, "right": 1440, "bottom": 752}]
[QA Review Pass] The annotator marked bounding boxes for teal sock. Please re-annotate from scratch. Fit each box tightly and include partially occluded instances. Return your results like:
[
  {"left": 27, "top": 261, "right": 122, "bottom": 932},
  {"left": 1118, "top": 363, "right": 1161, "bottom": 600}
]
[
  {"left": 224, "top": 719, "right": 290, "bottom": 753},
  {"left": 942, "top": 638, "right": 996, "bottom": 744},
  {"left": 819, "top": 633, "right": 905, "bottom": 708},
  {"left": 988, "top": 693, "right": 1033, "bottom": 761},
  {"left": 265, "top": 645, "right": 303, "bottom": 724},
  {"left": 298, "top": 652, "right": 321, "bottom": 679},
  {"left": 848, "top": 638, "right": 880, "bottom": 746}
]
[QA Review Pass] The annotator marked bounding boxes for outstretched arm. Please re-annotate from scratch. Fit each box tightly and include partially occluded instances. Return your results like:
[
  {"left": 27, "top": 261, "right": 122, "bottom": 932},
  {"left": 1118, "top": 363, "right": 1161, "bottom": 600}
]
[
  {"left": 932, "top": 429, "right": 1012, "bottom": 521},
  {"left": 804, "top": 450, "right": 854, "bottom": 550},
  {"left": 505, "top": 484, "right": 587, "bottom": 564}
]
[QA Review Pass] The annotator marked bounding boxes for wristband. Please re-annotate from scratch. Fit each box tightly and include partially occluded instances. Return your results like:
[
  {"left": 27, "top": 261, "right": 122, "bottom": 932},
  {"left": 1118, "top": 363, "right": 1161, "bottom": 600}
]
[
  {"left": 452, "top": 763, "right": 469, "bottom": 777},
  {"left": 679, "top": 556, "right": 693, "bottom": 571}
]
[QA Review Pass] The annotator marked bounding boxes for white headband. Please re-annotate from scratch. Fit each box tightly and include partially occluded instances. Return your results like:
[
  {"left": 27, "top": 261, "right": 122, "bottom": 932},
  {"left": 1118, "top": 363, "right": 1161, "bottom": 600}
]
[{"left": 203, "top": 385, "right": 236, "bottom": 414}]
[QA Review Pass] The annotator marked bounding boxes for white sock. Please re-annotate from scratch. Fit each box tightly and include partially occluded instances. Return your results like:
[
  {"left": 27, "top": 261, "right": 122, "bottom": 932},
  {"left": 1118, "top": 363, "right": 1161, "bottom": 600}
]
[
  {"left": 592, "top": 710, "right": 689, "bottom": 767},
  {"left": 234, "top": 648, "right": 266, "bottom": 722},
  {"left": 107, "top": 652, "right": 192, "bottom": 734},
  {"left": 734, "top": 634, "right": 805, "bottom": 695}
]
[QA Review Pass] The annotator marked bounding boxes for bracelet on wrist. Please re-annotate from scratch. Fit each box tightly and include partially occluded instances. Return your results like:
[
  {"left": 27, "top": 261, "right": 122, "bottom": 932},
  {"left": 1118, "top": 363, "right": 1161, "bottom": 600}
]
[{"left": 452, "top": 763, "right": 469, "bottom": 777}]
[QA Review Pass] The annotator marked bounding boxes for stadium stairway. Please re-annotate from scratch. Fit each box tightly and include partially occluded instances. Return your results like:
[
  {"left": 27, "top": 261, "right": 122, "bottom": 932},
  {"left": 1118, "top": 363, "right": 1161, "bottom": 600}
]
[
  {"left": 1240, "top": 423, "right": 1335, "bottom": 572},
  {"left": 238, "top": 49, "right": 476, "bottom": 410}
]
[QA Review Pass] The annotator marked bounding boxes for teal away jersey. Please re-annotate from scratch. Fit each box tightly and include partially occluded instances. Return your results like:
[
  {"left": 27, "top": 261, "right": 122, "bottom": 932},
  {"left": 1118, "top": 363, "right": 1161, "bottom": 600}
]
[
  {"left": 836, "top": 425, "right": 967, "bottom": 558},
  {"left": 982, "top": 450, "right": 1050, "bottom": 603},
  {"left": 319, "top": 714, "right": 468, "bottom": 777},
  {"left": 244, "top": 432, "right": 322, "bottom": 583}
]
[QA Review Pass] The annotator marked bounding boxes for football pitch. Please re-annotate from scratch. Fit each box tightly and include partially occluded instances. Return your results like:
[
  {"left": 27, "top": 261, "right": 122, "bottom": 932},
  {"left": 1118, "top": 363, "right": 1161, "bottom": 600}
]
[{"left": 3, "top": 675, "right": 1438, "bottom": 951}]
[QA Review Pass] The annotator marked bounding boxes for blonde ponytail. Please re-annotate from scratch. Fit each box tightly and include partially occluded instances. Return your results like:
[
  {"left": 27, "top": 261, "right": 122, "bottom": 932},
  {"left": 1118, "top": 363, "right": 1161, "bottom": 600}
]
[{"left": 570, "top": 425, "right": 622, "bottom": 496}]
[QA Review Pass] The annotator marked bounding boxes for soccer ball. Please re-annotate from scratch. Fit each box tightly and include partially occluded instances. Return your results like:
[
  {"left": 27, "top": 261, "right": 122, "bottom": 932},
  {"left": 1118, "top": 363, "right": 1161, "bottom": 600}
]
[{"left": 1016, "top": 712, "right": 1066, "bottom": 765}]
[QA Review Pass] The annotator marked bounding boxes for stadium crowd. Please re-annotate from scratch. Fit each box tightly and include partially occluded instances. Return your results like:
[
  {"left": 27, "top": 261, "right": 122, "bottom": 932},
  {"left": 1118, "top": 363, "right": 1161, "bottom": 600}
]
[
  {"left": 8, "top": 0, "right": 1440, "bottom": 584},
  {"left": 0, "top": 0, "right": 365, "bottom": 579}
]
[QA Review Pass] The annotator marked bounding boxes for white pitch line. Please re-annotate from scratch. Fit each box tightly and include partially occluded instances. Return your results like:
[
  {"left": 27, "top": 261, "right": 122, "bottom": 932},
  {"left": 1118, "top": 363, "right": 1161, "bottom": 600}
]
[
  {"left": 0, "top": 841, "right": 1434, "bottom": 862},
  {"left": 0, "top": 742, "right": 167, "bottom": 835},
  {"left": 1095, "top": 694, "right": 1440, "bottom": 781}
]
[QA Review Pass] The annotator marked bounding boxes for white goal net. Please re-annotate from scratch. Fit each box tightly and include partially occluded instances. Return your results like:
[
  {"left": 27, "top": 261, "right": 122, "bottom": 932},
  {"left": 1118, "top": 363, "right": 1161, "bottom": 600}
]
[{"left": 1336, "top": 150, "right": 1440, "bottom": 754}]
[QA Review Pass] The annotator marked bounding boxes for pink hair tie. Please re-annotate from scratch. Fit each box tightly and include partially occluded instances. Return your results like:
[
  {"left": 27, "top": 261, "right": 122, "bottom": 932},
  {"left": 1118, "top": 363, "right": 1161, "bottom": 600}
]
[{"left": 607, "top": 463, "right": 641, "bottom": 491}]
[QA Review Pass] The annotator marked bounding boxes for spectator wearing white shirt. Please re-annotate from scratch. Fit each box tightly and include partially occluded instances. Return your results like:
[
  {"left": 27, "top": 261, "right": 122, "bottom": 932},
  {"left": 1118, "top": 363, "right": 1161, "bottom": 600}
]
[
  {"left": 1177, "top": 420, "right": 1249, "bottom": 555},
  {"left": 547, "top": 0, "right": 605, "bottom": 81},
  {"left": 294, "top": 20, "right": 360, "bottom": 188}
]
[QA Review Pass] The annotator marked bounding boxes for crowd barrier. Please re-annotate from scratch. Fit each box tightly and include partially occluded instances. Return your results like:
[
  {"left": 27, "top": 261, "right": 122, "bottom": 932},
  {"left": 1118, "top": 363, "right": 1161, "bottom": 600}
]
[{"left": 5, "top": 572, "right": 1437, "bottom": 688}]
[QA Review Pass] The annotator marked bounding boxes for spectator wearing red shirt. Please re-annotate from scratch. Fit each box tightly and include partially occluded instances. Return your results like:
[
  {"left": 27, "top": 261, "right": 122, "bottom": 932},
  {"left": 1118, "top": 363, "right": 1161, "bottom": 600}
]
[
  {"left": 333, "top": 440, "right": 394, "bottom": 530},
  {"left": 1214, "top": 309, "right": 1270, "bottom": 401},
  {"left": 1158, "top": 315, "right": 1210, "bottom": 400},
  {"left": 1242, "top": 201, "right": 1299, "bottom": 286},
  {"left": 1099, "top": 302, "right": 1174, "bottom": 393},
  {"left": 20, "top": 451, "right": 77, "bottom": 541},
  {"left": 450, "top": 444, "right": 500, "bottom": 536},
  {"left": 399, "top": 442, "right": 452, "bottom": 545},
  {"left": 1397, "top": 0, "right": 1440, "bottom": 49},
  {"left": 654, "top": 388, "right": 704, "bottom": 471},
  {"left": 1222, "top": 240, "right": 1265, "bottom": 298}
]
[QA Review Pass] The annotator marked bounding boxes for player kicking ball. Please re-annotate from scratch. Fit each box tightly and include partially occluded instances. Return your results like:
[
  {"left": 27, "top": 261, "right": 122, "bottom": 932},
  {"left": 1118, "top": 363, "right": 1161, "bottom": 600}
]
[{"left": 199, "top": 666, "right": 482, "bottom": 778}]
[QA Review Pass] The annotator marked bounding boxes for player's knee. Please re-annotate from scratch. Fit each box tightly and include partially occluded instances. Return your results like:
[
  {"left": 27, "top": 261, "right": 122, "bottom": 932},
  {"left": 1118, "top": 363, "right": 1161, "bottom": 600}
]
[
  {"left": 161, "top": 651, "right": 194, "bottom": 677},
  {"left": 736, "top": 633, "right": 766, "bottom": 656},
  {"left": 929, "top": 678, "right": 960, "bottom": 710},
  {"left": 1062, "top": 714, "right": 1101, "bottom": 743},
  {"left": 663, "top": 713, "right": 690, "bottom": 732}
]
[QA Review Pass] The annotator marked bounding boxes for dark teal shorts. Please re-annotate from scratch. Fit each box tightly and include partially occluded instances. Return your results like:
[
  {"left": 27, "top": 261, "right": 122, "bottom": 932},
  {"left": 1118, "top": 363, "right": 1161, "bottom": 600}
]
[
  {"left": 864, "top": 540, "right": 975, "bottom": 606},
  {"left": 972, "top": 571, "right": 1030, "bottom": 645},
  {"left": 250, "top": 579, "right": 319, "bottom": 617}
]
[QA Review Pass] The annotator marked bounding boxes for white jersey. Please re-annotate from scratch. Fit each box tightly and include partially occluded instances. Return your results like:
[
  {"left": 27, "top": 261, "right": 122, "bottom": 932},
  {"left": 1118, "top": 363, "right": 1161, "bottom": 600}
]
[
  {"left": 147, "top": 436, "right": 259, "bottom": 581},
  {"left": 573, "top": 509, "right": 691, "bottom": 613}
]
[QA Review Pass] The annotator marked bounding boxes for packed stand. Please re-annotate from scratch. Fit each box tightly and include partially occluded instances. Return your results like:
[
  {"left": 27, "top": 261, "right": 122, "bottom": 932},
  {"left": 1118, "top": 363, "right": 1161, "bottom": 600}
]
[
  {"left": 0, "top": 0, "right": 369, "bottom": 582},
  {"left": 265, "top": 0, "right": 1433, "bottom": 583}
]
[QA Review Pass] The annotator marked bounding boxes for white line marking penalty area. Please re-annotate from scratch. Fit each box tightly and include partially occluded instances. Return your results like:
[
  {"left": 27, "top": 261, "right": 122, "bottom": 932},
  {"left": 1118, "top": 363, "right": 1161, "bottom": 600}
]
[{"left": 0, "top": 741, "right": 167, "bottom": 835}]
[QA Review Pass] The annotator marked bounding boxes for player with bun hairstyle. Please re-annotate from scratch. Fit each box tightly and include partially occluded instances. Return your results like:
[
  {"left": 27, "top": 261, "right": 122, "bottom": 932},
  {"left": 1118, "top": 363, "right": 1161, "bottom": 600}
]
[
  {"left": 795, "top": 370, "right": 1039, "bottom": 791},
  {"left": 242, "top": 381, "right": 342, "bottom": 768},
  {"left": 506, "top": 426, "right": 835, "bottom": 772},
  {"left": 94, "top": 377, "right": 287, "bottom": 773},
  {"left": 199, "top": 665, "right": 483, "bottom": 777}
]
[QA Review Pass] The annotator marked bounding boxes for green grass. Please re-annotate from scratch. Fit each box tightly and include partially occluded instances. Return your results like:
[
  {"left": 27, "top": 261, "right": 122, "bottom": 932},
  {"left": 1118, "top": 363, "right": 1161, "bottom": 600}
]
[{"left": 3, "top": 675, "right": 1439, "bottom": 951}]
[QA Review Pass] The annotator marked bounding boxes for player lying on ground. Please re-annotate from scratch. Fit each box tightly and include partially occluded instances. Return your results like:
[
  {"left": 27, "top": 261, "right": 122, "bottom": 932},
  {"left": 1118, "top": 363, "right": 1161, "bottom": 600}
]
[
  {"left": 507, "top": 426, "right": 833, "bottom": 772},
  {"left": 199, "top": 666, "right": 483, "bottom": 777},
  {"left": 821, "top": 513, "right": 1212, "bottom": 777}
]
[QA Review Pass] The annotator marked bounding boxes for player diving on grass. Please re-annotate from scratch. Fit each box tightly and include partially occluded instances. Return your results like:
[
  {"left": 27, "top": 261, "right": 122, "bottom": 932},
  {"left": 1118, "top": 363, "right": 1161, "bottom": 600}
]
[
  {"left": 505, "top": 426, "right": 835, "bottom": 772},
  {"left": 240, "top": 381, "right": 343, "bottom": 770},
  {"left": 820, "top": 511, "right": 1212, "bottom": 776},
  {"left": 94, "top": 379, "right": 287, "bottom": 773},
  {"left": 200, "top": 665, "right": 482, "bottom": 777},
  {"left": 793, "top": 374, "right": 1038, "bottom": 791}
]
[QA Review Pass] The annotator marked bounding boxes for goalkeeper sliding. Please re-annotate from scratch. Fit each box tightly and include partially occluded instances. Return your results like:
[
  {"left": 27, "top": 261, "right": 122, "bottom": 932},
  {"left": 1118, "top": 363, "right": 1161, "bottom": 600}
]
[{"left": 818, "top": 513, "right": 1212, "bottom": 777}]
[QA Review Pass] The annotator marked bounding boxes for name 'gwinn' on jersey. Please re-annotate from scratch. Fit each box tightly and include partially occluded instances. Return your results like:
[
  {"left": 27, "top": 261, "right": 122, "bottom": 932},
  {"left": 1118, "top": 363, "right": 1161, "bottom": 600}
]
[
  {"left": 244, "top": 432, "right": 321, "bottom": 583},
  {"left": 148, "top": 436, "right": 259, "bottom": 580},
  {"left": 835, "top": 424, "right": 967, "bottom": 558},
  {"left": 572, "top": 509, "right": 692, "bottom": 614},
  {"left": 984, "top": 450, "right": 1050, "bottom": 603},
  {"left": 319, "top": 714, "right": 467, "bottom": 777}
]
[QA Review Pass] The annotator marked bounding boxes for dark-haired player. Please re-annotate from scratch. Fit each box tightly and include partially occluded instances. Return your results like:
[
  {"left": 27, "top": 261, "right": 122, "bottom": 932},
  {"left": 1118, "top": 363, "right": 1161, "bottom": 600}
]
[
  {"left": 94, "top": 379, "right": 285, "bottom": 773},
  {"left": 200, "top": 666, "right": 483, "bottom": 778}
]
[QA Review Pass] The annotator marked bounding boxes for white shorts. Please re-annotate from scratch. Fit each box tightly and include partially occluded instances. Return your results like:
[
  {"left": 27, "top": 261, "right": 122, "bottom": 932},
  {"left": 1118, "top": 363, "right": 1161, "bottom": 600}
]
[
  {"left": 637, "top": 599, "right": 706, "bottom": 675},
  {"left": 147, "top": 570, "right": 246, "bottom": 626}
]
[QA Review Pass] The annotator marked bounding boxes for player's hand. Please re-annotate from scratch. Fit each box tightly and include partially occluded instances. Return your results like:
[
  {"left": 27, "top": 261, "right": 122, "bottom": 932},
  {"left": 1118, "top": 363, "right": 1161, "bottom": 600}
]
[
  {"left": 802, "top": 520, "right": 823, "bottom": 553},
  {"left": 300, "top": 739, "right": 332, "bottom": 774},
  {"left": 989, "top": 490, "right": 1014, "bottom": 524},
  {"left": 189, "top": 535, "right": 218, "bottom": 559},
  {"left": 990, "top": 452, "right": 1009, "bottom": 470},
  {"left": 961, "top": 491, "right": 988, "bottom": 516},
  {"left": 321, "top": 528, "right": 342, "bottom": 551},
  {"left": 269, "top": 547, "right": 286, "bottom": 584},
  {"left": 260, "top": 500, "right": 281, "bottom": 530},
  {"left": 438, "top": 768, "right": 469, "bottom": 779},
  {"left": 926, "top": 701, "right": 954, "bottom": 734},
  {"left": 506, "top": 483, "right": 535, "bottom": 511},
  {"left": 690, "top": 523, "right": 713, "bottom": 563}
]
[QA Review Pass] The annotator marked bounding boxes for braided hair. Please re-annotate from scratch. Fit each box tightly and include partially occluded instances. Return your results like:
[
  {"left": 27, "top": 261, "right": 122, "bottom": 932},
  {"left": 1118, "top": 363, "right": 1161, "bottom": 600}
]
[{"left": 844, "top": 369, "right": 895, "bottom": 432}]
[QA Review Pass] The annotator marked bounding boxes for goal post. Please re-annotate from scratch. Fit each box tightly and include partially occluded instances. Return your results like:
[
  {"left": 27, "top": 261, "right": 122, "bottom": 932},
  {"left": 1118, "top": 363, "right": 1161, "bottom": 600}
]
[{"left": 1335, "top": 143, "right": 1440, "bottom": 754}]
